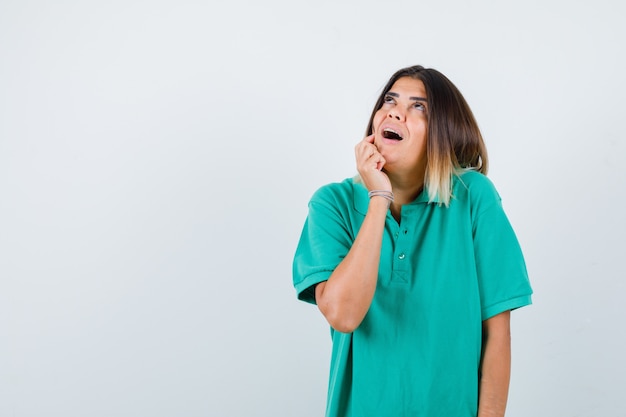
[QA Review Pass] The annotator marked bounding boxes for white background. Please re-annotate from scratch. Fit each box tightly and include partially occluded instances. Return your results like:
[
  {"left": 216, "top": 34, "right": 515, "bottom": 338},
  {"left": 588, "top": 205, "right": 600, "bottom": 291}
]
[{"left": 1, "top": 1, "right": 624, "bottom": 416}]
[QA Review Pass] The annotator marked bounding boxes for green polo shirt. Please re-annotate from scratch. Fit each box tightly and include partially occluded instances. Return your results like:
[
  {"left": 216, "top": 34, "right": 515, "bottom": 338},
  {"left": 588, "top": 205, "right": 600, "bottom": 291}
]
[{"left": 293, "top": 170, "right": 533, "bottom": 417}]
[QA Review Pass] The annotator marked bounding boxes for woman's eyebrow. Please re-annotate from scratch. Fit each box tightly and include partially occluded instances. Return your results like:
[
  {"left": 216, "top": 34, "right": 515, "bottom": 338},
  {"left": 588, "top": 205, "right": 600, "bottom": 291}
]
[{"left": 387, "top": 91, "right": 427, "bottom": 102}]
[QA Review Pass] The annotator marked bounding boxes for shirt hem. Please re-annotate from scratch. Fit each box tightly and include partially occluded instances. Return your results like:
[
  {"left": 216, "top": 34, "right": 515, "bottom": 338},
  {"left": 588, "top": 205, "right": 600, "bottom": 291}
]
[
  {"left": 482, "top": 294, "right": 533, "bottom": 320},
  {"left": 295, "top": 271, "right": 333, "bottom": 304}
]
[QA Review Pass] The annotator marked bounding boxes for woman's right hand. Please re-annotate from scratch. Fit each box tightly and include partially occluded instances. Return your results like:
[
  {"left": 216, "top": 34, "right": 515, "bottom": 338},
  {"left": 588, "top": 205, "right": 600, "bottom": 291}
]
[
  {"left": 355, "top": 134, "right": 392, "bottom": 192},
  {"left": 317, "top": 134, "right": 391, "bottom": 333}
]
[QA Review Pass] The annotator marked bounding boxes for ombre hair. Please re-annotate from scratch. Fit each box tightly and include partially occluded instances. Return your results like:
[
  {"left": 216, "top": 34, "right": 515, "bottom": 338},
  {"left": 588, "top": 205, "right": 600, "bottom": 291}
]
[{"left": 366, "top": 65, "right": 488, "bottom": 206}]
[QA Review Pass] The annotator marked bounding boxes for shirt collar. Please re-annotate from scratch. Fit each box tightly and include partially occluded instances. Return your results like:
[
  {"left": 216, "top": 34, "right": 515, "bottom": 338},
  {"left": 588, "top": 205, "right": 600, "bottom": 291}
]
[{"left": 352, "top": 176, "right": 441, "bottom": 215}]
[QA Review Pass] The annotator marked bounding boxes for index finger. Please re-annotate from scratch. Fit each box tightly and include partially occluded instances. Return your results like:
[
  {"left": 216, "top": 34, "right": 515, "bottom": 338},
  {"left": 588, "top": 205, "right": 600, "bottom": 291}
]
[{"left": 364, "top": 133, "right": 375, "bottom": 143}]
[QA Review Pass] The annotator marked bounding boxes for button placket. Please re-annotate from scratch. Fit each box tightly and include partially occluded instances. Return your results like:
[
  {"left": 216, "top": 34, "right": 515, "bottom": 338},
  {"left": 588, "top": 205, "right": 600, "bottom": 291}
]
[
  {"left": 390, "top": 221, "right": 409, "bottom": 283},
  {"left": 389, "top": 206, "right": 419, "bottom": 284},
  {"left": 396, "top": 223, "right": 408, "bottom": 261}
]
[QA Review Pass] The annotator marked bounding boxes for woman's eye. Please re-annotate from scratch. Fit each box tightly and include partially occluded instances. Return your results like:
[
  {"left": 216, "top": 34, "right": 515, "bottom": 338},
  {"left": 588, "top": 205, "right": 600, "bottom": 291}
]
[
  {"left": 383, "top": 95, "right": 395, "bottom": 104},
  {"left": 414, "top": 102, "right": 426, "bottom": 111}
]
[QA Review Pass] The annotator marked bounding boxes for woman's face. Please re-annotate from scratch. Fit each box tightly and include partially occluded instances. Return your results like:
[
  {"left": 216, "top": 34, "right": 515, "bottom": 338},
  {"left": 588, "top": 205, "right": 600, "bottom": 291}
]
[{"left": 372, "top": 76, "right": 428, "bottom": 175}]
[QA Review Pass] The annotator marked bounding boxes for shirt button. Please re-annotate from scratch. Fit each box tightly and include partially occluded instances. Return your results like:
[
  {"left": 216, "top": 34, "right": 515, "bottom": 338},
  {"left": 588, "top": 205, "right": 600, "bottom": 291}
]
[{"left": 398, "top": 253, "right": 405, "bottom": 260}]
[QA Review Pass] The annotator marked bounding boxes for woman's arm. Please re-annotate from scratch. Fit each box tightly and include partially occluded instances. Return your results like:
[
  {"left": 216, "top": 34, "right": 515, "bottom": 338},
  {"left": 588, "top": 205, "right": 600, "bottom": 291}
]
[
  {"left": 315, "top": 135, "right": 391, "bottom": 333},
  {"left": 478, "top": 310, "right": 511, "bottom": 417},
  {"left": 315, "top": 196, "right": 387, "bottom": 333}
]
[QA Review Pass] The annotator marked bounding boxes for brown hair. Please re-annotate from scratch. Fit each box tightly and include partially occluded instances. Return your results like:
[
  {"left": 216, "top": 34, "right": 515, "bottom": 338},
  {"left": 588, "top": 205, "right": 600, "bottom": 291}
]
[{"left": 366, "top": 65, "right": 488, "bottom": 205}]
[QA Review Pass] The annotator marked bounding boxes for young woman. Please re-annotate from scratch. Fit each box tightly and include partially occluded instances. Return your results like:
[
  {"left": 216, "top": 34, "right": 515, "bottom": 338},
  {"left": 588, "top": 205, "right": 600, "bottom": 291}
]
[{"left": 293, "top": 65, "right": 533, "bottom": 417}]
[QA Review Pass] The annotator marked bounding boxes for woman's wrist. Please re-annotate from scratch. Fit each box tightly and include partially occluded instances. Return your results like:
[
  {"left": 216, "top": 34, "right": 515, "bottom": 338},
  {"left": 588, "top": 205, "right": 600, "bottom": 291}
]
[
  {"left": 368, "top": 190, "right": 393, "bottom": 210},
  {"left": 368, "top": 190, "right": 394, "bottom": 203}
]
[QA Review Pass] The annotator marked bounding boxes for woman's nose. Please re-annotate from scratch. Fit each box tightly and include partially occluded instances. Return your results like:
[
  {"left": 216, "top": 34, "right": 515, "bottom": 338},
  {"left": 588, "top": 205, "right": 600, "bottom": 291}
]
[{"left": 387, "top": 109, "right": 405, "bottom": 121}]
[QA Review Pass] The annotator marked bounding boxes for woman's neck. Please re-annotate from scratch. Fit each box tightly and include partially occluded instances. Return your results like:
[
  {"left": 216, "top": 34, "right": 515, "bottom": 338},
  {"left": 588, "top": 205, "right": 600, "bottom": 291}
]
[
  {"left": 385, "top": 168, "right": 426, "bottom": 221},
  {"left": 387, "top": 168, "right": 425, "bottom": 201}
]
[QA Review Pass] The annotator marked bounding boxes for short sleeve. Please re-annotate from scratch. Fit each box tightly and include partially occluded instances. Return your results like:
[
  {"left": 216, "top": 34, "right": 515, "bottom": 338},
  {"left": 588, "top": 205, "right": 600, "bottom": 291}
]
[
  {"left": 470, "top": 179, "right": 533, "bottom": 320},
  {"left": 292, "top": 185, "right": 356, "bottom": 304}
]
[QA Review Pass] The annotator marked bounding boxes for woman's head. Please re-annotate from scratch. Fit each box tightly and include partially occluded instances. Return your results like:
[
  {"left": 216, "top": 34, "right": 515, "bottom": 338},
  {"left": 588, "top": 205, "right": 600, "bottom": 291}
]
[{"left": 366, "top": 65, "right": 488, "bottom": 205}]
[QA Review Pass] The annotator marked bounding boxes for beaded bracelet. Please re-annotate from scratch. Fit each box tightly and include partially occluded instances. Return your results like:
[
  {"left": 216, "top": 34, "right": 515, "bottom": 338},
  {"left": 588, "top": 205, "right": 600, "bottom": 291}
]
[{"left": 368, "top": 190, "right": 394, "bottom": 203}]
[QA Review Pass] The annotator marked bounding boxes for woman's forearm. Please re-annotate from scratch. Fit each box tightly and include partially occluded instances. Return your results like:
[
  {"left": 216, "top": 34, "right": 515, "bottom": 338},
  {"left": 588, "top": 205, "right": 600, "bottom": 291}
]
[
  {"left": 315, "top": 197, "right": 388, "bottom": 333},
  {"left": 478, "top": 311, "right": 512, "bottom": 417}
]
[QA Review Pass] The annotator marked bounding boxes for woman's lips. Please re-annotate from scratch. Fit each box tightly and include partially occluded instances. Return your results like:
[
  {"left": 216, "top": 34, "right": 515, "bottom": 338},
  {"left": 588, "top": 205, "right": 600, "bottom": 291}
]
[
  {"left": 382, "top": 128, "right": 403, "bottom": 140},
  {"left": 379, "top": 123, "right": 405, "bottom": 141}
]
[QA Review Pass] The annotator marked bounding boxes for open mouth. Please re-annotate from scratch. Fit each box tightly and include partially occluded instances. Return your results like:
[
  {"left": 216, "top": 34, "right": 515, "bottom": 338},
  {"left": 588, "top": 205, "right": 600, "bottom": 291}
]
[{"left": 382, "top": 128, "right": 403, "bottom": 141}]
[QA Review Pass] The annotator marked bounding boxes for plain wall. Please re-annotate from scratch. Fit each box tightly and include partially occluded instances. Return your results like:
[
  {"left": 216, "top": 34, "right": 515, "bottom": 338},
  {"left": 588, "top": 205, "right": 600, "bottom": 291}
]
[{"left": 1, "top": 0, "right": 624, "bottom": 416}]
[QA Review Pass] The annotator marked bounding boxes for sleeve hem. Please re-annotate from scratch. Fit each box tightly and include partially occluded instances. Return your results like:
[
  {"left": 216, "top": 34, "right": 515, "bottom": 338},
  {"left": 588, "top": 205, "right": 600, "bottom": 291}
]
[
  {"left": 482, "top": 294, "right": 533, "bottom": 321},
  {"left": 294, "top": 271, "right": 333, "bottom": 305}
]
